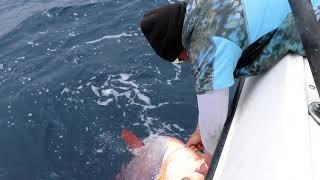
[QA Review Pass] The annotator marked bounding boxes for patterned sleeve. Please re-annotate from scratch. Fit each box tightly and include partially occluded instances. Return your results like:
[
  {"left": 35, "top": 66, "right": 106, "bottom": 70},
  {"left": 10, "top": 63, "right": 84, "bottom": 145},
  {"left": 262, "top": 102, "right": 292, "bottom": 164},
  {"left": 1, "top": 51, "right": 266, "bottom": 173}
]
[
  {"left": 234, "top": 13, "right": 306, "bottom": 78},
  {"left": 190, "top": 36, "right": 242, "bottom": 94},
  {"left": 182, "top": 0, "right": 247, "bottom": 94}
]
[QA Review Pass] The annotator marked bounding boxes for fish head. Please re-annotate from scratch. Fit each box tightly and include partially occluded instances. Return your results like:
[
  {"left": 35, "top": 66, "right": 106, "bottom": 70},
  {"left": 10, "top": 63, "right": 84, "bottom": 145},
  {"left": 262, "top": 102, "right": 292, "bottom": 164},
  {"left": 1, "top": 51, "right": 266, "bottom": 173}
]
[{"left": 157, "top": 137, "right": 208, "bottom": 180}]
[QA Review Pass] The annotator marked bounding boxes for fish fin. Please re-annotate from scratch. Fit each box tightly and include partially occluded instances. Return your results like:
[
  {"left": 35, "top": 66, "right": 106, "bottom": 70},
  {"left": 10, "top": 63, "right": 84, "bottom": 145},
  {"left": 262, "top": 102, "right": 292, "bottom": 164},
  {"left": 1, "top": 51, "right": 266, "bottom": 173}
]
[{"left": 121, "top": 128, "right": 144, "bottom": 149}]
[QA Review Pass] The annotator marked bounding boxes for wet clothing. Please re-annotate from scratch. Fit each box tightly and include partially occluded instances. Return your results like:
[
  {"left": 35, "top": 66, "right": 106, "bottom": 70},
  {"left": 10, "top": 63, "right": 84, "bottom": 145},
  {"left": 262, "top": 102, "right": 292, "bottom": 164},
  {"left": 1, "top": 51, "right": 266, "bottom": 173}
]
[{"left": 182, "top": 0, "right": 320, "bottom": 94}]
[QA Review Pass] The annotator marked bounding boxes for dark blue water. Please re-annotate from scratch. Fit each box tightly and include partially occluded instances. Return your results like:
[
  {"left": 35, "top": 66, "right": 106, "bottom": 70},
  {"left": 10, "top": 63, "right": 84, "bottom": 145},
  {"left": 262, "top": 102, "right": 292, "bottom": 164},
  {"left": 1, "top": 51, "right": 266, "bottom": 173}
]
[{"left": 0, "top": 0, "right": 198, "bottom": 179}]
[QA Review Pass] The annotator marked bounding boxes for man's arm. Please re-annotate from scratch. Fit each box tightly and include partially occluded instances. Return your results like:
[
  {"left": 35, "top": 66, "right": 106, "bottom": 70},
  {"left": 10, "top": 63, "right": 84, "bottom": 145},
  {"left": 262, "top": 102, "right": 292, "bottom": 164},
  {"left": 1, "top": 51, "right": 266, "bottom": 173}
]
[{"left": 196, "top": 88, "right": 229, "bottom": 155}]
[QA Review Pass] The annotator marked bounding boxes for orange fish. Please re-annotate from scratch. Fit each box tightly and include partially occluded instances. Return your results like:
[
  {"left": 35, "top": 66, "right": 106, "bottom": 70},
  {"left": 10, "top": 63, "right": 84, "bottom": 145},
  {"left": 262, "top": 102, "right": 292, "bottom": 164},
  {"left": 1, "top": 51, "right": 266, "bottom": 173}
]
[{"left": 117, "top": 129, "right": 208, "bottom": 180}]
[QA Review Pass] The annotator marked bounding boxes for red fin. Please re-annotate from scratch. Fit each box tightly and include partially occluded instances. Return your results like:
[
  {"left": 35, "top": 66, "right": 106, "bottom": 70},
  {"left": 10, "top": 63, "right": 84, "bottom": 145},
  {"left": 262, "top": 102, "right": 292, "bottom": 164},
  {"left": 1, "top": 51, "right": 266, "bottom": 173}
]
[{"left": 121, "top": 128, "right": 144, "bottom": 149}]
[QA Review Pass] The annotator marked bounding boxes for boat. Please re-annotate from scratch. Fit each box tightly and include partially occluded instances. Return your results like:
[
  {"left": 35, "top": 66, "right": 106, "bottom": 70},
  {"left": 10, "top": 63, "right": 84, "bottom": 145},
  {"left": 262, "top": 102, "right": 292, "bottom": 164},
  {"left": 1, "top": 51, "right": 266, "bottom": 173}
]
[{"left": 212, "top": 55, "right": 320, "bottom": 180}]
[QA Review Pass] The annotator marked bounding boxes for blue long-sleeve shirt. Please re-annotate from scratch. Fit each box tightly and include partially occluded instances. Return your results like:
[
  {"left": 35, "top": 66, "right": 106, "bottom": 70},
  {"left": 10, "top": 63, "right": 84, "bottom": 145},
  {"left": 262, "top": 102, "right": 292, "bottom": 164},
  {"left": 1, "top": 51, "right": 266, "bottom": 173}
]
[{"left": 182, "top": 0, "right": 320, "bottom": 93}]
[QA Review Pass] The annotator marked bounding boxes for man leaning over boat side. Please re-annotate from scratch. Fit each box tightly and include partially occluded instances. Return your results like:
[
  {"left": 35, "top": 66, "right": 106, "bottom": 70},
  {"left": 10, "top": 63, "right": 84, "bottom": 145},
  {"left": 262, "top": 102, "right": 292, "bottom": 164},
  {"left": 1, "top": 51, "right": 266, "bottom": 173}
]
[{"left": 140, "top": 0, "right": 320, "bottom": 164}]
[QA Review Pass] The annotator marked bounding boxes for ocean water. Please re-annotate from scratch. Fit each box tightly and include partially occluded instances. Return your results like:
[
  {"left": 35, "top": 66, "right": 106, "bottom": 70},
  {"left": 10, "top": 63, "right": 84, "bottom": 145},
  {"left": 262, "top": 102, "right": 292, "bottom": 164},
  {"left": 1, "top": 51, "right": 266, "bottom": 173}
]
[{"left": 0, "top": 0, "right": 198, "bottom": 179}]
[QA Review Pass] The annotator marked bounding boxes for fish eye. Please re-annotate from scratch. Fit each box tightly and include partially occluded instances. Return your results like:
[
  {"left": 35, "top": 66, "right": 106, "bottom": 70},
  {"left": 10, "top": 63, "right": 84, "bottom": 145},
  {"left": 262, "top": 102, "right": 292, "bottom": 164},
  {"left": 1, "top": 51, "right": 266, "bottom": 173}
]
[{"left": 181, "top": 177, "right": 191, "bottom": 180}]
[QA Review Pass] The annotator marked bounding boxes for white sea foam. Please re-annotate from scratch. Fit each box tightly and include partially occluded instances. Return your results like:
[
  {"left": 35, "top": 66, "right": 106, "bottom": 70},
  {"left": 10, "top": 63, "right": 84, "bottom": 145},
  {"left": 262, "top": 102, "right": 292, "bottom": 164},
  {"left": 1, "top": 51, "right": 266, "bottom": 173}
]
[
  {"left": 172, "top": 124, "right": 185, "bottom": 132},
  {"left": 116, "top": 74, "right": 139, "bottom": 88},
  {"left": 22, "top": 77, "right": 32, "bottom": 81},
  {"left": 101, "top": 89, "right": 119, "bottom": 97},
  {"left": 118, "top": 87, "right": 130, "bottom": 90},
  {"left": 27, "top": 42, "right": 39, "bottom": 46},
  {"left": 97, "top": 99, "right": 114, "bottom": 106},
  {"left": 91, "top": 85, "right": 100, "bottom": 97},
  {"left": 119, "top": 73, "right": 130, "bottom": 81},
  {"left": 133, "top": 89, "right": 150, "bottom": 105},
  {"left": 172, "top": 63, "right": 182, "bottom": 80},
  {"left": 60, "top": 87, "right": 70, "bottom": 94},
  {"left": 117, "top": 79, "right": 138, "bottom": 88},
  {"left": 161, "top": 122, "right": 172, "bottom": 131},
  {"left": 85, "top": 33, "right": 133, "bottom": 44},
  {"left": 158, "top": 102, "right": 169, "bottom": 107},
  {"left": 167, "top": 63, "right": 182, "bottom": 85},
  {"left": 16, "top": 56, "right": 25, "bottom": 60},
  {"left": 76, "top": 85, "right": 83, "bottom": 90},
  {"left": 95, "top": 148, "right": 104, "bottom": 154},
  {"left": 92, "top": 73, "right": 170, "bottom": 122},
  {"left": 155, "top": 67, "right": 161, "bottom": 74},
  {"left": 140, "top": 114, "right": 155, "bottom": 128},
  {"left": 59, "top": 72, "right": 178, "bottom": 136}
]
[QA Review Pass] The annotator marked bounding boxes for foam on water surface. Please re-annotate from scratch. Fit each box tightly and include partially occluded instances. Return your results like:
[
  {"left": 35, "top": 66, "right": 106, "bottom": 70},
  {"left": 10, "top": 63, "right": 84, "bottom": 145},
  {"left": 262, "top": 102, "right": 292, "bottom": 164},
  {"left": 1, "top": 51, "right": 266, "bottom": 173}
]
[
  {"left": 91, "top": 85, "right": 100, "bottom": 97},
  {"left": 86, "top": 33, "right": 133, "bottom": 44}
]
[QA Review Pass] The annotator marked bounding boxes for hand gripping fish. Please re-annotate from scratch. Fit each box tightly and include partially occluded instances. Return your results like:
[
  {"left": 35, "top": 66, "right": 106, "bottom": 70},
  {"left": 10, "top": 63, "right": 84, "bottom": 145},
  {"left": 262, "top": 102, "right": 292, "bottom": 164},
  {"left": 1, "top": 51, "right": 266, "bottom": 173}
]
[{"left": 116, "top": 129, "right": 209, "bottom": 180}]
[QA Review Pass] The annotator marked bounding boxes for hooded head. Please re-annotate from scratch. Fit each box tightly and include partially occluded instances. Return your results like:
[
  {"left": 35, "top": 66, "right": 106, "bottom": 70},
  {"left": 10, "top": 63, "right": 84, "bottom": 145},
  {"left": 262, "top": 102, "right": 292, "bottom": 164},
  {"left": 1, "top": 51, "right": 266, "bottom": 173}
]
[{"left": 140, "top": 3, "right": 187, "bottom": 62}]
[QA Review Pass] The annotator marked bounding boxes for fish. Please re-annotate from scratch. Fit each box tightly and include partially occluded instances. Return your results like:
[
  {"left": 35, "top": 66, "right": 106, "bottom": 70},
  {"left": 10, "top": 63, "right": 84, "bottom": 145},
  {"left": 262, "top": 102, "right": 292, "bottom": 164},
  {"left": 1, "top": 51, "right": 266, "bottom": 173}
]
[{"left": 116, "top": 129, "right": 209, "bottom": 180}]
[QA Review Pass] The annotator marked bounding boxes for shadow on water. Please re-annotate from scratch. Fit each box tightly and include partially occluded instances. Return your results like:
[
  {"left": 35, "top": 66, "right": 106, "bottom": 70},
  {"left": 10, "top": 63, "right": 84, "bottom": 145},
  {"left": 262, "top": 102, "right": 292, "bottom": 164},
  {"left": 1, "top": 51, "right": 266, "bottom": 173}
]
[{"left": 0, "top": 0, "right": 198, "bottom": 179}]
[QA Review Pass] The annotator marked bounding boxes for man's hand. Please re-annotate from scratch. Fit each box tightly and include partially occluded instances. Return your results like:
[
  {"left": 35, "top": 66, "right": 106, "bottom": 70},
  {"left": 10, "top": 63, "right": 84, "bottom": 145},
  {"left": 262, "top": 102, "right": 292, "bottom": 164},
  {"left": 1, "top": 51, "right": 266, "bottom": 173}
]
[{"left": 187, "top": 127, "right": 203, "bottom": 152}]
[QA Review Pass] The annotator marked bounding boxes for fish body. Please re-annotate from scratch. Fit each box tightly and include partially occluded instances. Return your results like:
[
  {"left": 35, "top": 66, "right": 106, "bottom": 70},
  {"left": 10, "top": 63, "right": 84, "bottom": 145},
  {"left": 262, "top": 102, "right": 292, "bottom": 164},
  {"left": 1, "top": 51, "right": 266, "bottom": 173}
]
[{"left": 117, "top": 132, "right": 208, "bottom": 180}]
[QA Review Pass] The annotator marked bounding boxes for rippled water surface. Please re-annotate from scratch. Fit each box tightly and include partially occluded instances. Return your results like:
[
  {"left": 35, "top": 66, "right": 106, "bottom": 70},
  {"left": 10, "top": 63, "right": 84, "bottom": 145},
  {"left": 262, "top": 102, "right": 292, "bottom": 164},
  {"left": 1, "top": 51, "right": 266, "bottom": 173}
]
[{"left": 0, "top": 0, "right": 198, "bottom": 179}]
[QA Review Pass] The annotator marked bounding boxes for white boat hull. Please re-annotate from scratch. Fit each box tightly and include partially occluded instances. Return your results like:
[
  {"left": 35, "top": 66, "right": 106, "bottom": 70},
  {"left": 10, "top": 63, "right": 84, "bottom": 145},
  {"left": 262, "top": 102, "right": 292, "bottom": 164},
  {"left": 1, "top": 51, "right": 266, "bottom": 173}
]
[{"left": 214, "top": 55, "right": 320, "bottom": 180}]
